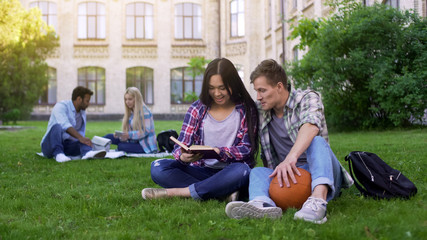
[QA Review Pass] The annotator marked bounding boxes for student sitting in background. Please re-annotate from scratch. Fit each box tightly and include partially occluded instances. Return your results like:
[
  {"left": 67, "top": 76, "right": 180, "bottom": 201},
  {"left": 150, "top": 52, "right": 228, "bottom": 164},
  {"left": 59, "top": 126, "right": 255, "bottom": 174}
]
[
  {"left": 104, "top": 87, "right": 157, "bottom": 154},
  {"left": 41, "top": 86, "right": 106, "bottom": 162}
]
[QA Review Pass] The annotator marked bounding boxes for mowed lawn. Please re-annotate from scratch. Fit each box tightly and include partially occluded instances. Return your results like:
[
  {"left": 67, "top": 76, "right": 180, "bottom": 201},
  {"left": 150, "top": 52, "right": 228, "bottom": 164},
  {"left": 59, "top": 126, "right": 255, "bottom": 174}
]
[{"left": 0, "top": 121, "right": 426, "bottom": 240}]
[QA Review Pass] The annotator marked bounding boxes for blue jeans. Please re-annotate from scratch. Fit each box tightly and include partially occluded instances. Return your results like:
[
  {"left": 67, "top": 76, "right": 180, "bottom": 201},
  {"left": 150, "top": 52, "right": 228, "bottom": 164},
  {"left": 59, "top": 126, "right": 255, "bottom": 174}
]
[
  {"left": 103, "top": 134, "right": 144, "bottom": 153},
  {"left": 150, "top": 159, "right": 251, "bottom": 200},
  {"left": 41, "top": 124, "right": 92, "bottom": 158},
  {"left": 249, "top": 136, "right": 343, "bottom": 206}
]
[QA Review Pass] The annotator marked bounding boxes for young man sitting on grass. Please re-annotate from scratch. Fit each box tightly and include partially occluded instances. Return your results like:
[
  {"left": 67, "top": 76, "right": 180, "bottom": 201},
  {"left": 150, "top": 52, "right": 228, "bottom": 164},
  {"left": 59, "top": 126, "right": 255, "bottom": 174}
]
[
  {"left": 225, "top": 59, "right": 353, "bottom": 224},
  {"left": 40, "top": 86, "right": 106, "bottom": 162}
]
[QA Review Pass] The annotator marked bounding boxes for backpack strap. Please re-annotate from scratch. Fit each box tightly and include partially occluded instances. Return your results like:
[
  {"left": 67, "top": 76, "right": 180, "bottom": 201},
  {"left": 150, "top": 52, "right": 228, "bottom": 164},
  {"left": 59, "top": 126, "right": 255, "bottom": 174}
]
[{"left": 345, "top": 154, "right": 372, "bottom": 197}]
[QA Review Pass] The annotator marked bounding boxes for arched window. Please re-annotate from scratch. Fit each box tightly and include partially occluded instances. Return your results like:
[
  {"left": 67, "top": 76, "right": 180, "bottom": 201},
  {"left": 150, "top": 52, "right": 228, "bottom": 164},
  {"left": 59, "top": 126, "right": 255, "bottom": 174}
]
[
  {"left": 126, "top": 2, "right": 153, "bottom": 39},
  {"left": 170, "top": 67, "right": 203, "bottom": 104},
  {"left": 126, "top": 67, "right": 154, "bottom": 105},
  {"left": 78, "top": 67, "right": 105, "bottom": 105},
  {"left": 39, "top": 67, "right": 57, "bottom": 105},
  {"left": 174, "top": 3, "right": 202, "bottom": 39},
  {"left": 78, "top": 2, "right": 106, "bottom": 39}
]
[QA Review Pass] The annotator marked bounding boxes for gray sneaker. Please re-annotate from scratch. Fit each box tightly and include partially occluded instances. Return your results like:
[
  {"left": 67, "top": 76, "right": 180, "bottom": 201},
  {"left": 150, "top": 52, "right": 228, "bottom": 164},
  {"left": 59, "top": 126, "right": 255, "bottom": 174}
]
[
  {"left": 294, "top": 197, "right": 328, "bottom": 224},
  {"left": 225, "top": 200, "right": 282, "bottom": 219},
  {"left": 141, "top": 188, "right": 168, "bottom": 200}
]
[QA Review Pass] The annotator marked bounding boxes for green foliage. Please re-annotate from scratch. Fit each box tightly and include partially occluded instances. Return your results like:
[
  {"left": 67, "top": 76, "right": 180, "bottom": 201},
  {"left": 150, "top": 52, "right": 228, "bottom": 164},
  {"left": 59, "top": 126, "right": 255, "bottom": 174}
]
[
  {"left": 183, "top": 91, "right": 199, "bottom": 103},
  {"left": 183, "top": 57, "right": 211, "bottom": 103},
  {"left": 187, "top": 56, "right": 210, "bottom": 79},
  {"left": 288, "top": 3, "right": 427, "bottom": 130},
  {"left": 0, "top": 0, "right": 59, "bottom": 122},
  {"left": 0, "top": 121, "right": 426, "bottom": 239},
  {"left": 2, "top": 109, "right": 21, "bottom": 125}
]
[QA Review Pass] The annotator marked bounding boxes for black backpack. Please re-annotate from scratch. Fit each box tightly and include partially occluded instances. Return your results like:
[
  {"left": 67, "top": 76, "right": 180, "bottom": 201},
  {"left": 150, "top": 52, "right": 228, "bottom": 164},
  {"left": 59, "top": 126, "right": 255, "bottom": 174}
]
[
  {"left": 157, "top": 130, "right": 178, "bottom": 153},
  {"left": 345, "top": 151, "right": 417, "bottom": 199}
]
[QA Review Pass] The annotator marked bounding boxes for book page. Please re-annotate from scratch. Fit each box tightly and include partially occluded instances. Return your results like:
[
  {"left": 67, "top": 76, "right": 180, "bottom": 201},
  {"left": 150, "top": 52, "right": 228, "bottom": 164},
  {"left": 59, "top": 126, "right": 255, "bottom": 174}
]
[{"left": 169, "top": 136, "right": 220, "bottom": 159}]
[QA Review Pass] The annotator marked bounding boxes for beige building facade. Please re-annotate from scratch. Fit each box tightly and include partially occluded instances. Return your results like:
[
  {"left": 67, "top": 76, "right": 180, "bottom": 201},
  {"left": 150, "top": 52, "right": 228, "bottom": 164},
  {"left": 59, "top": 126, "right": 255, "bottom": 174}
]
[{"left": 20, "top": 0, "right": 426, "bottom": 118}]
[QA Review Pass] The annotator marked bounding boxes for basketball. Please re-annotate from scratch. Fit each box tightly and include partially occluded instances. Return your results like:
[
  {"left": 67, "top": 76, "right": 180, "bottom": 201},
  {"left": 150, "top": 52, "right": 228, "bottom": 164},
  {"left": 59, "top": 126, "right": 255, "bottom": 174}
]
[{"left": 269, "top": 168, "right": 312, "bottom": 210}]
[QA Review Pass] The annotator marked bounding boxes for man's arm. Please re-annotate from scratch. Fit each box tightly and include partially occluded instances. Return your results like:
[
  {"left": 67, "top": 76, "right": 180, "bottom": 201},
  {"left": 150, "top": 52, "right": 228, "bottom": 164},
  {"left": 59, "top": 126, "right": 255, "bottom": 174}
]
[
  {"left": 269, "top": 123, "right": 319, "bottom": 187},
  {"left": 66, "top": 127, "right": 92, "bottom": 147}
]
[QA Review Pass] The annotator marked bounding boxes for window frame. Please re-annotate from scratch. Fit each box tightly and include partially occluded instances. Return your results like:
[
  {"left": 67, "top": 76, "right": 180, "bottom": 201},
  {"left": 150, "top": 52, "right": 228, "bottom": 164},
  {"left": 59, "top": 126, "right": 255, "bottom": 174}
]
[
  {"left": 125, "top": 2, "right": 154, "bottom": 40},
  {"left": 77, "top": 2, "right": 106, "bottom": 40},
  {"left": 170, "top": 67, "right": 203, "bottom": 104},
  {"left": 38, "top": 67, "right": 57, "bottom": 105},
  {"left": 174, "top": 3, "right": 202, "bottom": 40},
  {"left": 230, "top": 0, "right": 245, "bottom": 37},
  {"left": 29, "top": 1, "right": 57, "bottom": 31},
  {"left": 126, "top": 66, "right": 154, "bottom": 105},
  {"left": 78, "top": 66, "right": 106, "bottom": 105}
]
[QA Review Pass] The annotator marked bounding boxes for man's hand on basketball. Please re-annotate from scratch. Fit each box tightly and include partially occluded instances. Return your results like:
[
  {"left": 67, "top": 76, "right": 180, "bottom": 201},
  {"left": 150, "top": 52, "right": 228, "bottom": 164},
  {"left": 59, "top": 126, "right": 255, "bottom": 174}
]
[{"left": 270, "top": 155, "right": 301, "bottom": 188}]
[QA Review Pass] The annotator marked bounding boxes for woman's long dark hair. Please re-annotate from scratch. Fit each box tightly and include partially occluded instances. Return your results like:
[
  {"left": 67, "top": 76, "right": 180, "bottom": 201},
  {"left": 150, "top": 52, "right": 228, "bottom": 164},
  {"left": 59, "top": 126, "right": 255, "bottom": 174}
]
[{"left": 199, "top": 58, "right": 259, "bottom": 161}]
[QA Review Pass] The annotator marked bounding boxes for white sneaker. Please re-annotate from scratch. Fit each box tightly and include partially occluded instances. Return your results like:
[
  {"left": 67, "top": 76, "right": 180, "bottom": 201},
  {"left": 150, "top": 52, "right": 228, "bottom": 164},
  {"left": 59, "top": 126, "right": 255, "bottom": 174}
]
[
  {"left": 82, "top": 150, "right": 106, "bottom": 159},
  {"left": 225, "top": 200, "right": 282, "bottom": 219},
  {"left": 55, "top": 153, "right": 71, "bottom": 163},
  {"left": 294, "top": 197, "right": 328, "bottom": 224}
]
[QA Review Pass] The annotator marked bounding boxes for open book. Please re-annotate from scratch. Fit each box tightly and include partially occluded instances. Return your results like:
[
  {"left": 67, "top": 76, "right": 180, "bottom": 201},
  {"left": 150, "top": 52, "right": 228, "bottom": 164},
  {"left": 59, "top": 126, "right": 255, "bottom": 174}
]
[
  {"left": 92, "top": 136, "right": 112, "bottom": 151},
  {"left": 169, "top": 136, "right": 221, "bottom": 160}
]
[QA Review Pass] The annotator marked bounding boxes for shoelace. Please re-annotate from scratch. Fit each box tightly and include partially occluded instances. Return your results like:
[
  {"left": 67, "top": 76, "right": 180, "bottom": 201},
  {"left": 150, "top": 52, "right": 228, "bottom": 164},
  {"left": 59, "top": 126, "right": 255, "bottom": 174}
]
[{"left": 303, "top": 197, "right": 324, "bottom": 211}]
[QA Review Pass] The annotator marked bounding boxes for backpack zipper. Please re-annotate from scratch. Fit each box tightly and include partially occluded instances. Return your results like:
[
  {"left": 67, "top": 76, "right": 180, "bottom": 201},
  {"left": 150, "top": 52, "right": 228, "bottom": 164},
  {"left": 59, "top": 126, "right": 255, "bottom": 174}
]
[{"left": 357, "top": 152, "right": 374, "bottom": 182}]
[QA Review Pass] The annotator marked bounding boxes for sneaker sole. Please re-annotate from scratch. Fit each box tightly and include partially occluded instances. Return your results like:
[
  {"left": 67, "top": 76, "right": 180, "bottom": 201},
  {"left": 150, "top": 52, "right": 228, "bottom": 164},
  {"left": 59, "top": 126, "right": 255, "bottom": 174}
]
[
  {"left": 294, "top": 214, "right": 327, "bottom": 224},
  {"left": 225, "top": 202, "right": 282, "bottom": 219},
  {"left": 141, "top": 189, "right": 149, "bottom": 200},
  {"left": 93, "top": 151, "right": 106, "bottom": 159}
]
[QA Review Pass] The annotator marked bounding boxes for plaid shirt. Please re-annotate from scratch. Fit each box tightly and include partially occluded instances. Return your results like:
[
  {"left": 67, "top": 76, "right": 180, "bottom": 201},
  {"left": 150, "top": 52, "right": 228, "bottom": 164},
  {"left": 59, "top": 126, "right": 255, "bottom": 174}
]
[
  {"left": 259, "top": 87, "right": 353, "bottom": 188},
  {"left": 127, "top": 105, "right": 158, "bottom": 153},
  {"left": 172, "top": 100, "right": 256, "bottom": 168}
]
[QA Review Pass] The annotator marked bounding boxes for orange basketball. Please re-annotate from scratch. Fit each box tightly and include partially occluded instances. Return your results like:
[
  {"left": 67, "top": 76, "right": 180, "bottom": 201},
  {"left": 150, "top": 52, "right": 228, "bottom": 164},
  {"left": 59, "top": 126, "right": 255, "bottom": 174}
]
[{"left": 269, "top": 168, "right": 312, "bottom": 210}]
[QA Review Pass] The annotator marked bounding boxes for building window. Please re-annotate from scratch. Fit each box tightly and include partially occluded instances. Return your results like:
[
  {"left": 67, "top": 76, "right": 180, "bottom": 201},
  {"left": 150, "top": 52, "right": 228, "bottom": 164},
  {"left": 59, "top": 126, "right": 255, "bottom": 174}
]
[
  {"left": 126, "top": 2, "right": 153, "bottom": 39},
  {"left": 39, "top": 67, "right": 57, "bottom": 105},
  {"left": 78, "top": 67, "right": 105, "bottom": 105},
  {"left": 170, "top": 67, "right": 202, "bottom": 104},
  {"left": 126, "top": 67, "right": 154, "bottom": 105},
  {"left": 384, "top": 0, "right": 399, "bottom": 9},
  {"left": 235, "top": 64, "right": 244, "bottom": 81},
  {"left": 267, "top": 0, "right": 272, "bottom": 31},
  {"left": 293, "top": 0, "right": 298, "bottom": 9},
  {"left": 30, "top": 1, "right": 57, "bottom": 31},
  {"left": 293, "top": 47, "right": 298, "bottom": 62},
  {"left": 78, "top": 2, "right": 106, "bottom": 39},
  {"left": 174, "top": 3, "right": 202, "bottom": 39},
  {"left": 230, "top": 0, "right": 245, "bottom": 37}
]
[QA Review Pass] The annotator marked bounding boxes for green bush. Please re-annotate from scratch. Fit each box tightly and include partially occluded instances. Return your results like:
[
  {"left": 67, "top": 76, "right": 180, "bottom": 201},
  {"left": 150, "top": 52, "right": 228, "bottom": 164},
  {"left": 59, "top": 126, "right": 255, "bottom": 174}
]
[
  {"left": 1, "top": 108, "right": 21, "bottom": 124},
  {"left": 288, "top": 2, "right": 427, "bottom": 130}
]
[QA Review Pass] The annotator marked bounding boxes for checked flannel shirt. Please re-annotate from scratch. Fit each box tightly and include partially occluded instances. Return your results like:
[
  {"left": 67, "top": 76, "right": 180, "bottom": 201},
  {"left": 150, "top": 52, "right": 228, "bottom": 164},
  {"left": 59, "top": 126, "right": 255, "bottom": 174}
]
[
  {"left": 127, "top": 105, "right": 158, "bottom": 153},
  {"left": 172, "top": 100, "right": 256, "bottom": 168},
  {"left": 258, "top": 87, "right": 353, "bottom": 188}
]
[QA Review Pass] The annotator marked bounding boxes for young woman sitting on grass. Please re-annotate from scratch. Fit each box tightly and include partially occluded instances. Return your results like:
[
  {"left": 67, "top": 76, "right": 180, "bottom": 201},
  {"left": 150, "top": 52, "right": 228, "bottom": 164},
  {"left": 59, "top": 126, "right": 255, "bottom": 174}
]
[
  {"left": 103, "top": 87, "right": 157, "bottom": 153},
  {"left": 141, "top": 58, "right": 259, "bottom": 201}
]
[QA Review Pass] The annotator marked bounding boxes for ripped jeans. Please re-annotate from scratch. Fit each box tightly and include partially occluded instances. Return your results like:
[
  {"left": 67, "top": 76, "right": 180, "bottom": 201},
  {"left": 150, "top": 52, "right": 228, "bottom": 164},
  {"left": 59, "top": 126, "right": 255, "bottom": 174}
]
[{"left": 150, "top": 159, "right": 251, "bottom": 200}]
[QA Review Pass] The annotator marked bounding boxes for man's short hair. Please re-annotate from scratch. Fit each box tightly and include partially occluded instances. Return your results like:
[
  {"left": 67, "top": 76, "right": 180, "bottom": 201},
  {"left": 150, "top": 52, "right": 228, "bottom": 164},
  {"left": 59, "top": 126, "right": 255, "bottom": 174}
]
[
  {"left": 72, "top": 86, "right": 93, "bottom": 101},
  {"left": 250, "top": 59, "right": 288, "bottom": 86}
]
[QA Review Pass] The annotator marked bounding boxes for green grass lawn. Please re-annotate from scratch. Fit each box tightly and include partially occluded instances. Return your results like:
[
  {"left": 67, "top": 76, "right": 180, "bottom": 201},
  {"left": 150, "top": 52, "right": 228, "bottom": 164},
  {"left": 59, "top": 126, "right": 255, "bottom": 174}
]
[{"left": 0, "top": 121, "right": 426, "bottom": 239}]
